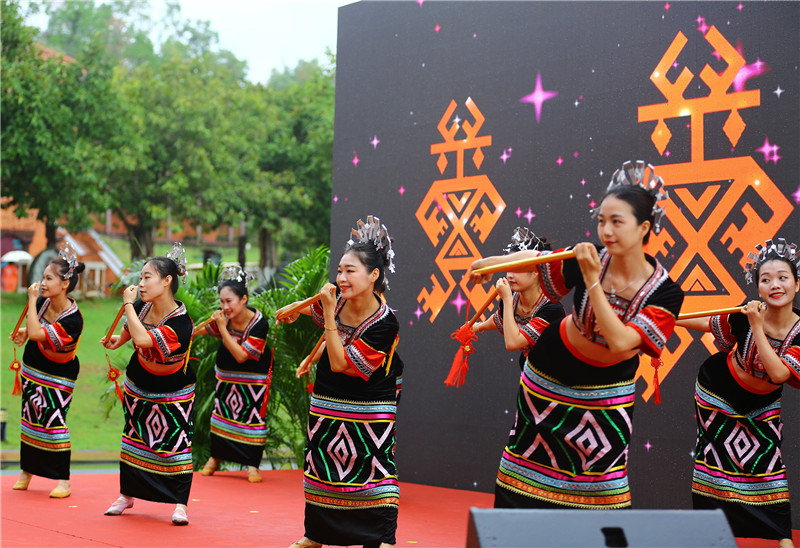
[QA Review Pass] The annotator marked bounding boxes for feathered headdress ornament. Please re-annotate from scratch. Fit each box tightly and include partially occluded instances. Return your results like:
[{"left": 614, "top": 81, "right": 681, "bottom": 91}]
[
  {"left": 166, "top": 242, "right": 188, "bottom": 281},
  {"left": 593, "top": 160, "right": 669, "bottom": 234},
  {"left": 503, "top": 227, "right": 548, "bottom": 253},
  {"left": 744, "top": 238, "right": 800, "bottom": 285},
  {"left": 219, "top": 264, "right": 255, "bottom": 289},
  {"left": 58, "top": 242, "right": 78, "bottom": 280},
  {"left": 346, "top": 215, "right": 396, "bottom": 275}
]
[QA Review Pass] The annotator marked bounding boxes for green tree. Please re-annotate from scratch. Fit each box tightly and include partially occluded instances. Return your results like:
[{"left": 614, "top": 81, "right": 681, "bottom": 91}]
[
  {"left": 248, "top": 56, "right": 336, "bottom": 271},
  {"left": 106, "top": 51, "right": 257, "bottom": 259},
  {"left": 1, "top": 0, "right": 123, "bottom": 247}
]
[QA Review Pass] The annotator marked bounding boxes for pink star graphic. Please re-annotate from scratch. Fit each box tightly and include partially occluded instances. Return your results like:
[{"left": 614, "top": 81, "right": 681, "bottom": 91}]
[
  {"left": 791, "top": 185, "right": 800, "bottom": 204},
  {"left": 434, "top": 23, "right": 440, "bottom": 33},
  {"left": 515, "top": 207, "right": 523, "bottom": 218},
  {"left": 756, "top": 137, "right": 781, "bottom": 164},
  {"left": 398, "top": 186, "right": 406, "bottom": 196},
  {"left": 524, "top": 208, "right": 535, "bottom": 224},
  {"left": 644, "top": 440, "right": 652, "bottom": 452},
  {"left": 580, "top": 179, "right": 586, "bottom": 186},
  {"left": 589, "top": 200, "right": 597, "bottom": 209},
  {"left": 519, "top": 72, "right": 558, "bottom": 124},
  {"left": 573, "top": 151, "right": 579, "bottom": 158},
  {"left": 333, "top": 195, "right": 338, "bottom": 203},
  {"left": 352, "top": 152, "right": 360, "bottom": 167},
  {"left": 733, "top": 57, "right": 770, "bottom": 92},
  {"left": 664, "top": 2, "right": 670, "bottom": 10},
  {"left": 500, "top": 148, "right": 511, "bottom": 164},
  {"left": 370, "top": 135, "right": 380, "bottom": 149},
  {"left": 417, "top": 0, "right": 424, "bottom": 5},
  {"left": 414, "top": 306, "right": 424, "bottom": 320},
  {"left": 556, "top": 156, "right": 563, "bottom": 166},
  {"left": 696, "top": 15, "right": 708, "bottom": 34},
  {"left": 450, "top": 292, "right": 467, "bottom": 315},
  {"left": 737, "top": 2, "right": 743, "bottom": 12}
]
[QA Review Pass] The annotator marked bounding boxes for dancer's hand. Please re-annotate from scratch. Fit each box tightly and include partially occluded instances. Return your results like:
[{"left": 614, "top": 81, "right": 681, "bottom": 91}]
[
  {"left": 573, "top": 243, "right": 601, "bottom": 289},
  {"left": 212, "top": 309, "right": 227, "bottom": 329},
  {"left": 496, "top": 277, "right": 512, "bottom": 300},
  {"left": 27, "top": 282, "right": 41, "bottom": 300},
  {"left": 319, "top": 283, "right": 337, "bottom": 310},
  {"left": 10, "top": 327, "right": 27, "bottom": 346},
  {"left": 467, "top": 259, "right": 493, "bottom": 285},
  {"left": 743, "top": 300, "right": 767, "bottom": 331},
  {"left": 101, "top": 334, "right": 122, "bottom": 350},
  {"left": 123, "top": 285, "right": 138, "bottom": 304},
  {"left": 296, "top": 355, "right": 313, "bottom": 377}
]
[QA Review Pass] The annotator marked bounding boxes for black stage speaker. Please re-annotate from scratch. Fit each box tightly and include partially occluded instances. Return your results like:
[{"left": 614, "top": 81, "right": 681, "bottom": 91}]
[{"left": 466, "top": 508, "right": 737, "bottom": 547}]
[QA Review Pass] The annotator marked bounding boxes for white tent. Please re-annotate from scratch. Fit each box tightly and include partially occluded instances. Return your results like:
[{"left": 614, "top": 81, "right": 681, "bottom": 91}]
[{"left": 1, "top": 250, "right": 33, "bottom": 264}]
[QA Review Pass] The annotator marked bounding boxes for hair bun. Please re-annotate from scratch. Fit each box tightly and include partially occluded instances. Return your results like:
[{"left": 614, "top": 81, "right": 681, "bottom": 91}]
[{"left": 74, "top": 262, "right": 86, "bottom": 275}]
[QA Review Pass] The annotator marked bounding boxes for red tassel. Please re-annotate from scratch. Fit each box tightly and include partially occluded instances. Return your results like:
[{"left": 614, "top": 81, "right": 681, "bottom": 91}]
[
  {"left": 306, "top": 381, "right": 314, "bottom": 394},
  {"left": 9, "top": 348, "right": 22, "bottom": 396},
  {"left": 106, "top": 353, "right": 124, "bottom": 404},
  {"left": 651, "top": 356, "right": 662, "bottom": 405},
  {"left": 260, "top": 325, "right": 279, "bottom": 419},
  {"left": 446, "top": 323, "right": 479, "bottom": 388}
]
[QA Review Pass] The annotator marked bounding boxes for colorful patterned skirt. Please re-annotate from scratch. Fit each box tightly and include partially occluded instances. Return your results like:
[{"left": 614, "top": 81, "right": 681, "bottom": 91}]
[
  {"left": 19, "top": 361, "right": 78, "bottom": 480},
  {"left": 209, "top": 366, "right": 267, "bottom": 467},
  {"left": 303, "top": 394, "right": 399, "bottom": 546},
  {"left": 119, "top": 377, "right": 194, "bottom": 505},
  {"left": 692, "top": 351, "right": 792, "bottom": 540},
  {"left": 495, "top": 324, "right": 636, "bottom": 509}
]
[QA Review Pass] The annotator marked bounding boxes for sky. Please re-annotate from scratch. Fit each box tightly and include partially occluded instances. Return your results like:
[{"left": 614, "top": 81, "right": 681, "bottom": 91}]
[{"left": 26, "top": 0, "right": 354, "bottom": 85}]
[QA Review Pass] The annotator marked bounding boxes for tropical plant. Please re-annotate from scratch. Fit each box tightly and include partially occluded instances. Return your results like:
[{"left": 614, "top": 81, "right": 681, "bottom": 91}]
[
  {"left": 101, "top": 249, "right": 330, "bottom": 469},
  {"left": 249, "top": 245, "right": 330, "bottom": 464}
]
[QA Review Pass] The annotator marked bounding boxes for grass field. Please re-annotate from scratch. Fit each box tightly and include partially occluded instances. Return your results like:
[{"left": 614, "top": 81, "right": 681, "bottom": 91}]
[{"left": 1, "top": 292, "right": 127, "bottom": 452}]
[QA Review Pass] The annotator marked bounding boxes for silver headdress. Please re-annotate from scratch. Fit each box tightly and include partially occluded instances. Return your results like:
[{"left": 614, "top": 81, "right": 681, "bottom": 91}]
[
  {"left": 744, "top": 238, "right": 800, "bottom": 285},
  {"left": 58, "top": 242, "right": 78, "bottom": 280},
  {"left": 166, "top": 242, "right": 188, "bottom": 279},
  {"left": 345, "top": 215, "right": 396, "bottom": 278},
  {"left": 593, "top": 160, "right": 669, "bottom": 234},
  {"left": 504, "top": 227, "right": 548, "bottom": 253},
  {"left": 219, "top": 264, "right": 255, "bottom": 289}
]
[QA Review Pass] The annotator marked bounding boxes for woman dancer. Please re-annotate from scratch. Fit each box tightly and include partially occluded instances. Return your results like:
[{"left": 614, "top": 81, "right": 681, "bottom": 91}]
[
  {"left": 278, "top": 216, "right": 402, "bottom": 548},
  {"left": 677, "top": 238, "right": 799, "bottom": 547},
  {"left": 470, "top": 161, "right": 684, "bottom": 509},
  {"left": 101, "top": 244, "right": 195, "bottom": 525},
  {"left": 472, "top": 227, "right": 565, "bottom": 370},
  {"left": 10, "top": 245, "right": 84, "bottom": 498},
  {"left": 196, "top": 265, "right": 271, "bottom": 483}
]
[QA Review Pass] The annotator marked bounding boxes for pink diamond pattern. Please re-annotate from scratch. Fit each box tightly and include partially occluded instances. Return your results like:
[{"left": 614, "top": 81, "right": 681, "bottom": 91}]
[
  {"left": 225, "top": 386, "right": 244, "bottom": 417},
  {"left": 564, "top": 411, "right": 613, "bottom": 472},
  {"left": 145, "top": 405, "right": 168, "bottom": 444},
  {"left": 725, "top": 423, "right": 760, "bottom": 469},
  {"left": 327, "top": 423, "right": 357, "bottom": 479}
]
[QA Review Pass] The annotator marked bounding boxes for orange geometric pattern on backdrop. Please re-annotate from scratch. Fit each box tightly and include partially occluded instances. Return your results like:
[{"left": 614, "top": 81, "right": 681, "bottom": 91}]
[
  {"left": 415, "top": 98, "right": 505, "bottom": 322},
  {"left": 635, "top": 25, "right": 794, "bottom": 401}
]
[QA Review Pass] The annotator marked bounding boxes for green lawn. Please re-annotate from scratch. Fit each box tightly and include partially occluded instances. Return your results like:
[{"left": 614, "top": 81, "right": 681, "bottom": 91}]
[
  {"left": 1, "top": 292, "right": 126, "bottom": 452},
  {"left": 97, "top": 233, "right": 261, "bottom": 267}
]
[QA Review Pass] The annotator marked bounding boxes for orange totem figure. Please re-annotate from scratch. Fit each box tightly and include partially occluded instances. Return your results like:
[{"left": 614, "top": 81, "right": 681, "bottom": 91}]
[
  {"left": 415, "top": 98, "right": 505, "bottom": 322},
  {"left": 636, "top": 26, "right": 793, "bottom": 401}
]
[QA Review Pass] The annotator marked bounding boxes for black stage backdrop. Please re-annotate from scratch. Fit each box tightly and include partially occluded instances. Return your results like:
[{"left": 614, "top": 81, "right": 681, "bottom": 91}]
[{"left": 330, "top": 0, "right": 799, "bottom": 517}]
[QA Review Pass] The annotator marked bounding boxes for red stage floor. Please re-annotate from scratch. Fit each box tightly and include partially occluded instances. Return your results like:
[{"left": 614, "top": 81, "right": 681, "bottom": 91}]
[{"left": 1, "top": 470, "right": 797, "bottom": 547}]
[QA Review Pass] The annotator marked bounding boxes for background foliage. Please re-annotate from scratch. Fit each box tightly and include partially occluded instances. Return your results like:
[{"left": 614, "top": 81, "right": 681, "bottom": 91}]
[
  {"left": 1, "top": 0, "right": 334, "bottom": 267},
  {"left": 100, "top": 248, "right": 329, "bottom": 468}
]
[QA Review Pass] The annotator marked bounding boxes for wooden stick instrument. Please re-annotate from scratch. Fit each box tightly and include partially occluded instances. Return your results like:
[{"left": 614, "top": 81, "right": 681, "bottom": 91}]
[
  {"left": 10, "top": 302, "right": 29, "bottom": 338},
  {"left": 297, "top": 333, "right": 325, "bottom": 377},
  {"left": 471, "top": 249, "right": 576, "bottom": 277},
  {"left": 468, "top": 286, "right": 499, "bottom": 327},
  {"left": 194, "top": 316, "right": 215, "bottom": 331},
  {"left": 678, "top": 306, "right": 744, "bottom": 320},
  {"left": 105, "top": 305, "right": 125, "bottom": 341},
  {"left": 276, "top": 293, "right": 322, "bottom": 320}
]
